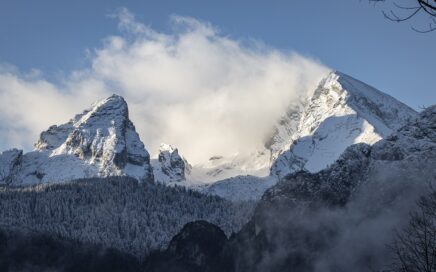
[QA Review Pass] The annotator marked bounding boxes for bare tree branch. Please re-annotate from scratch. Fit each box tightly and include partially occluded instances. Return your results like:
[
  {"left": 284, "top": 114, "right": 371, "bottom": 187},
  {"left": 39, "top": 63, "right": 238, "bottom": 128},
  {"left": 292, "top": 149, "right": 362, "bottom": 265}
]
[
  {"left": 417, "top": 0, "right": 436, "bottom": 15},
  {"left": 369, "top": 0, "right": 436, "bottom": 32},
  {"left": 412, "top": 23, "right": 436, "bottom": 32},
  {"left": 383, "top": 6, "right": 423, "bottom": 22},
  {"left": 393, "top": 2, "right": 422, "bottom": 10}
]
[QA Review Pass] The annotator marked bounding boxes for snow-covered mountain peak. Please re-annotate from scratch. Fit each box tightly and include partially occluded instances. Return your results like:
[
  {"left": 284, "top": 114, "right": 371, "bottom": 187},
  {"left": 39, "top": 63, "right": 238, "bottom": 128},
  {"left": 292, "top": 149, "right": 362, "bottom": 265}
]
[
  {"left": 34, "top": 94, "right": 129, "bottom": 152},
  {"left": 45, "top": 94, "right": 150, "bottom": 172},
  {"left": 328, "top": 71, "right": 416, "bottom": 130},
  {"left": 152, "top": 143, "right": 191, "bottom": 184},
  {"left": 73, "top": 94, "right": 129, "bottom": 128},
  {"left": 301, "top": 71, "right": 416, "bottom": 136},
  {"left": 271, "top": 71, "right": 418, "bottom": 178},
  {"left": 1, "top": 94, "right": 153, "bottom": 185},
  {"left": 201, "top": 71, "right": 418, "bottom": 200}
]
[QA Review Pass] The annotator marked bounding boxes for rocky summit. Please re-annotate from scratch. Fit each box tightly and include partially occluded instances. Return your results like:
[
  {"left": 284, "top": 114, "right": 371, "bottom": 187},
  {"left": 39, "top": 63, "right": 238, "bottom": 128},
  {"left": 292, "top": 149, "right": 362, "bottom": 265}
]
[{"left": 0, "top": 95, "right": 153, "bottom": 184}]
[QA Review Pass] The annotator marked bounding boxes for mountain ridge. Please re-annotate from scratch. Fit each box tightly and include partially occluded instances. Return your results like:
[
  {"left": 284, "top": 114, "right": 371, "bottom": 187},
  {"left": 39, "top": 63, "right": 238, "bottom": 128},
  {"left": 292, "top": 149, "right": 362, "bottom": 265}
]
[{"left": 0, "top": 71, "right": 419, "bottom": 203}]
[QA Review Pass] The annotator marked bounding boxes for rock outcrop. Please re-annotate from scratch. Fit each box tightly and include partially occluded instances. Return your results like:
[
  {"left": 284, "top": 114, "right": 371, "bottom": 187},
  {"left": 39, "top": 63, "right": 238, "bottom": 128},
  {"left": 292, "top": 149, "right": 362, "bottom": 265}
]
[{"left": 0, "top": 95, "right": 153, "bottom": 184}]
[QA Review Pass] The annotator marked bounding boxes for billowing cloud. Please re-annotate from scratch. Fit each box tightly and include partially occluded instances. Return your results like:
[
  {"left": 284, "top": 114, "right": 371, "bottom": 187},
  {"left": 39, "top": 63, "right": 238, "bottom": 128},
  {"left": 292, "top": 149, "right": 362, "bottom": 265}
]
[{"left": 0, "top": 8, "right": 329, "bottom": 164}]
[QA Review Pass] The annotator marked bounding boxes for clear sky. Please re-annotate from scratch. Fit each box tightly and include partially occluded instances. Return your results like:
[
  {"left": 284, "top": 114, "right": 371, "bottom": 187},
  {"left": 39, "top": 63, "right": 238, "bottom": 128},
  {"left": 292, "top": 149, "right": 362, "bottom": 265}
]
[{"left": 0, "top": 0, "right": 434, "bottom": 109}]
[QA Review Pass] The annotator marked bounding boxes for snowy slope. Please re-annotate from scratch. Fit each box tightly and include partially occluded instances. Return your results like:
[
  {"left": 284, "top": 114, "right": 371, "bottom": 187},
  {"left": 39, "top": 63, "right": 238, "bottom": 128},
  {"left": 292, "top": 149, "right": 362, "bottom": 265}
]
[
  {"left": 202, "top": 71, "right": 417, "bottom": 200},
  {"left": 270, "top": 71, "right": 417, "bottom": 179},
  {"left": 0, "top": 95, "right": 153, "bottom": 185},
  {"left": 265, "top": 103, "right": 303, "bottom": 162},
  {"left": 188, "top": 151, "right": 271, "bottom": 184},
  {"left": 202, "top": 175, "right": 277, "bottom": 202}
]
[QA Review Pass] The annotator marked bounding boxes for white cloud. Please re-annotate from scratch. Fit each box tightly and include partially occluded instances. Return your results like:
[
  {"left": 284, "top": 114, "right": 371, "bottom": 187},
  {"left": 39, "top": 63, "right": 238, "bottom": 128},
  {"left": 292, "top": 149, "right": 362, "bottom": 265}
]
[{"left": 0, "top": 9, "right": 329, "bottom": 164}]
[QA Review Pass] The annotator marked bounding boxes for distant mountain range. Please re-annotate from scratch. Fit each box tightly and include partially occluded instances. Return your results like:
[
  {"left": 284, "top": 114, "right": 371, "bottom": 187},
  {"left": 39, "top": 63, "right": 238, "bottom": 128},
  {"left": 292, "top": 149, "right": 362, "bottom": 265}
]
[{"left": 0, "top": 71, "right": 417, "bottom": 202}]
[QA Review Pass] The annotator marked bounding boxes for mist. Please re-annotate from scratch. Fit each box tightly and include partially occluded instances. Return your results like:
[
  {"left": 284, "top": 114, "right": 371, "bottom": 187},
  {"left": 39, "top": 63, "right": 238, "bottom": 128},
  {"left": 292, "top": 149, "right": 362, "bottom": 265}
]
[
  {"left": 237, "top": 158, "right": 436, "bottom": 272},
  {"left": 0, "top": 8, "right": 329, "bottom": 164}
]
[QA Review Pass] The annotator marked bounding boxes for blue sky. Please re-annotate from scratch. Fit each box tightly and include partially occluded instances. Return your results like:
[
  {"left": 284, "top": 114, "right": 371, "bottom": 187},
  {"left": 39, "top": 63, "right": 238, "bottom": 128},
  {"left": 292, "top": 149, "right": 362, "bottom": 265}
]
[{"left": 0, "top": 0, "right": 434, "bottom": 110}]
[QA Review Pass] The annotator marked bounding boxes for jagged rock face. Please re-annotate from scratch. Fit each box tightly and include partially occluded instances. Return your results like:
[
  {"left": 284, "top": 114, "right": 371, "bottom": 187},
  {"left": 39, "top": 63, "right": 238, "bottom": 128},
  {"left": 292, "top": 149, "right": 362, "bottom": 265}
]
[
  {"left": 0, "top": 95, "right": 153, "bottom": 184},
  {"left": 47, "top": 95, "right": 151, "bottom": 176},
  {"left": 152, "top": 144, "right": 191, "bottom": 183},
  {"left": 270, "top": 71, "right": 417, "bottom": 179},
  {"left": 158, "top": 144, "right": 188, "bottom": 180},
  {"left": 0, "top": 149, "right": 23, "bottom": 185}
]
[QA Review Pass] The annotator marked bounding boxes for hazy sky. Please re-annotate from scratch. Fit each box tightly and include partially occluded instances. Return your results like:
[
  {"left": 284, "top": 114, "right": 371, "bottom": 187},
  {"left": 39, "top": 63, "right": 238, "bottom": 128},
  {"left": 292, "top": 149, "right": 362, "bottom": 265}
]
[{"left": 0, "top": 0, "right": 435, "bottom": 109}]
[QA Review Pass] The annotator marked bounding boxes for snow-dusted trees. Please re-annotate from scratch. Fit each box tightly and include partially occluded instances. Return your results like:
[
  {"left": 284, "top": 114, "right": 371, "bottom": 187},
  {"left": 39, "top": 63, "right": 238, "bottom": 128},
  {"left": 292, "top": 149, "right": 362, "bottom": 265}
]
[{"left": 0, "top": 177, "right": 254, "bottom": 257}]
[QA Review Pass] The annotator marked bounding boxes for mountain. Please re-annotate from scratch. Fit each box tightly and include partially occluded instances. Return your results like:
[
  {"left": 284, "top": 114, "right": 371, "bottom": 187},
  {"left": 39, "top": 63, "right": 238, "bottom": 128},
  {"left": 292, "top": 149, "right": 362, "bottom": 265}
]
[
  {"left": 270, "top": 71, "right": 417, "bottom": 178},
  {"left": 151, "top": 143, "right": 192, "bottom": 184},
  {"left": 201, "top": 71, "right": 417, "bottom": 200},
  {"left": 0, "top": 95, "right": 153, "bottom": 185},
  {"left": 0, "top": 72, "right": 418, "bottom": 202},
  {"left": 147, "top": 104, "right": 436, "bottom": 272}
]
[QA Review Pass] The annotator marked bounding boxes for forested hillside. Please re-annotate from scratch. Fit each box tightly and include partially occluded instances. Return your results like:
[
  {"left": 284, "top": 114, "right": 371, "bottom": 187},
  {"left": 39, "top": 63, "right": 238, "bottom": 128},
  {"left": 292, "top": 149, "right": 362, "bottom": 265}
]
[{"left": 0, "top": 177, "right": 254, "bottom": 257}]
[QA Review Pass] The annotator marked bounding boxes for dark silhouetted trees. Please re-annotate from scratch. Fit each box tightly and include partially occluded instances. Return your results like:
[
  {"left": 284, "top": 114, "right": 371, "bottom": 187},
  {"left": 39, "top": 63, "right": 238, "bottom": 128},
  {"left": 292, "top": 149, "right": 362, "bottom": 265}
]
[{"left": 391, "top": 190, "right": 436, "bottom": 271}]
